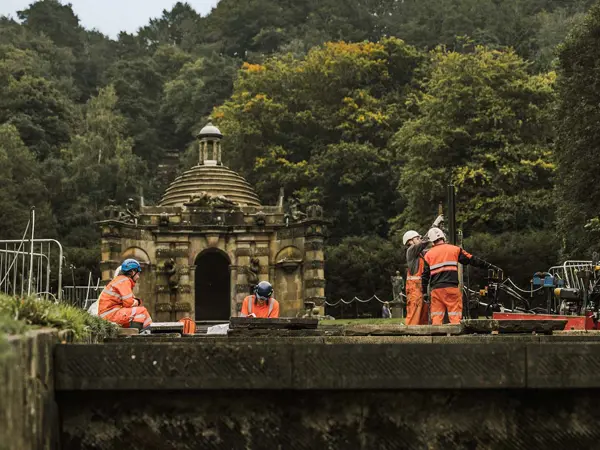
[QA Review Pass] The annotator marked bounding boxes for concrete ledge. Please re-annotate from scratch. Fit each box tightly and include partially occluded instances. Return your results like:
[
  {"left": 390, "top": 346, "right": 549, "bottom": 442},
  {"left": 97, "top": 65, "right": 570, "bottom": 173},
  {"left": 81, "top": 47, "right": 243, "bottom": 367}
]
[
  {"left": 528, "top": 343, "right": 600, "bottom": 388},
  {"left": 55, "top": 342, "right": 293, "bottom": 391},
  {"left": 54, "top": 340, "right": 600, "bottom": 391},
  {"left": 292, "top": 343, "right": 525, "bottom": 389}
]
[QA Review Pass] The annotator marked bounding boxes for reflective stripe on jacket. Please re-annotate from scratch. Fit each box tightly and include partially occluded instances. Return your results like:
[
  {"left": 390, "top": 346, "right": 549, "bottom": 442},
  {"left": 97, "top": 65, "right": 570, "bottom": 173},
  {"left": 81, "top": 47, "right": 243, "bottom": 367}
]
[
  {"left": 421, "top": 243, "right": 486, "bottom": 292},
  {"left": 405, "top": 242, "right": 429, "bottom": 296},
  {"left": 98, "top": 275, "right": 139, "bottom": 316},
  {"left": 406, "top": 257, "right": 424, "bottom": 295}
]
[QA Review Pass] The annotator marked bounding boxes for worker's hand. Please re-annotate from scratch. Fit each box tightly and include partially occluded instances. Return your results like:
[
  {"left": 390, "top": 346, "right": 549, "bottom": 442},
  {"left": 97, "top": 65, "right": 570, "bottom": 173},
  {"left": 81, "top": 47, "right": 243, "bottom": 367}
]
[
  {"left": 423, "top": 293, "right": 430, "bottom": 304},
  {"left": 135, "top": 297, "right": 143, "bottom": 306},
  {"left": 433, "top": 214, "right": 444, "bottom": 227},
  {"left": 248, "top": 313, "right": 257, "bottom": 318}
]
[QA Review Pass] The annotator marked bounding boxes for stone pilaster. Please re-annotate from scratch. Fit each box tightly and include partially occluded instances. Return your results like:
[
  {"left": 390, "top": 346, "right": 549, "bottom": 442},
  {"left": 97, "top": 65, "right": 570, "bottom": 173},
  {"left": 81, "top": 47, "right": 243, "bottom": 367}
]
[
  {"left": 234, "top": 242, "right": 252, "bottom": 312},
  {"left": 303, "top": 234, "right": 326, "bottom": 311},
  {"left": 99, "top": 226, "right": 122, "bottom": 283}
]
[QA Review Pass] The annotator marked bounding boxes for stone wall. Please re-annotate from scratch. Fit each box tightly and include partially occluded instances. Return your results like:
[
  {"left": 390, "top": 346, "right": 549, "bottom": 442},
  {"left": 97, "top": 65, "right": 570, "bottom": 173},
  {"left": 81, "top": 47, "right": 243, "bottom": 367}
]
[
  {"left": 58, "top": 389, "right": 600, "bottom": 449},
  {"left": 55, "top": 338, "right": 600, "bottom": 449},
  {"left": 0, "top": 329, "right": 59, "bottom": 450}
]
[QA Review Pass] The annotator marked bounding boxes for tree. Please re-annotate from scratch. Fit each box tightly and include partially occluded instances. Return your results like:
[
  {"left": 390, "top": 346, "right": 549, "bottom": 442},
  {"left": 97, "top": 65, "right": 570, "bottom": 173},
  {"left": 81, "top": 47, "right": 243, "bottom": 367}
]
[
  {"left": 393, "top": 45, "right": 555, "bottom": 237},
  {"left": 60, "top": 86, "right": 145, "bottom": 281},
  {"left": 17, "top": 0, "right": 84, "bottom": 52},
  {"left": 554, "top": 2, "right": 600, "bottom": 258},
  {"left": 325, "top": 235, "right": 404, "bottom": 304},
  {"left": 106, "top": 56, "right": 164, "bottom": 168},
  {"left": 0, "top": 72, "right": 75, "bottom": 159},
  {"left": 161, "top": 53, "right": 238, "bottom": 148},
  {"left": 215, "top": 37, "right": 423, "bottom": 238},
  {"left": 138, "top": 2, "right": 202, "bottom": 52},
  {"left": 0, "top": 124, "right": 56, "bottom": 239}
]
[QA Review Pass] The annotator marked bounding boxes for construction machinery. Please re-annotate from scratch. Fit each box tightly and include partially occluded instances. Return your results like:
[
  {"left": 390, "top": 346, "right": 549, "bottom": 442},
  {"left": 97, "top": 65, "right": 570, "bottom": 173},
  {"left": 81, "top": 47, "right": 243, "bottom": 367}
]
[{"left": 466, "top": 254, "right": 600, "bottom": 330}]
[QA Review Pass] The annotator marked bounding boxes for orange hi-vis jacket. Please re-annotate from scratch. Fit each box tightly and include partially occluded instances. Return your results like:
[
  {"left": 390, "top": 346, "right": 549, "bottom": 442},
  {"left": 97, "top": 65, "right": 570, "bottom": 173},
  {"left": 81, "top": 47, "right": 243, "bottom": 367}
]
[
  {"left": 241, "top": 295, "right": 280, "bottom": 318},
  {"left": 98, "top": 275, "right": 140, "bottom": 318},
  {"left": 405, "top": 241, "right": 429, "bottom": 297},
  {"left": 421, "top": 243, "right": 489, "bottom": 293},
  {"left": 406, "top": 256, "right": 424, "bottom": 296}
]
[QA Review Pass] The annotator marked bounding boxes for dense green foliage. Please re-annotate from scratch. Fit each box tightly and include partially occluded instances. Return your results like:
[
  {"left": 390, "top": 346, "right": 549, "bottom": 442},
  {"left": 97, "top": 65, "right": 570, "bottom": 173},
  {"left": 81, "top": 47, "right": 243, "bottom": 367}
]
[
  {"left": 394, "top": 46, "right": 556, "bottom": 235},
  {"left": 554, "top": 1, "right": 600, "bottom": 258},
  {"left": 0, "top": 0, "right": 596, "bottom": 300}
]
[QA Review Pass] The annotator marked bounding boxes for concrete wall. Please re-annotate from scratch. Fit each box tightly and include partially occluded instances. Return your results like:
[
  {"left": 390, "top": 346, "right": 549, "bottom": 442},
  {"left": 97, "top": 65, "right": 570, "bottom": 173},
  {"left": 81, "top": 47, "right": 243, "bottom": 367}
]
[
  {"left": 0, "top": 329, "right": 59, "bottom": 450},
  {"left": 55, "top": 338, "right": 600, "bottom": 449}
]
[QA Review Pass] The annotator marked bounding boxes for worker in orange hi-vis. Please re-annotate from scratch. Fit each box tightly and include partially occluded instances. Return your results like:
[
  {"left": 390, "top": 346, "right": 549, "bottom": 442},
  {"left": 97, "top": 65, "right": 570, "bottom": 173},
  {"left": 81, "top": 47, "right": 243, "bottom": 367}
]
[
  {"left": 403, "top": 230, "right": 431, "bottom": 325},
  {"left": 98, "top": 259, "right": 153, "bottom": 333},
  {"left": 421, "top": 227, "right": 496, "bottom": 325},
  {"left": 240, "top": 281, "right": 280, "bottom": 318},
  {"left": 402, "top": 215, "right": 444, "bottom": 325}
]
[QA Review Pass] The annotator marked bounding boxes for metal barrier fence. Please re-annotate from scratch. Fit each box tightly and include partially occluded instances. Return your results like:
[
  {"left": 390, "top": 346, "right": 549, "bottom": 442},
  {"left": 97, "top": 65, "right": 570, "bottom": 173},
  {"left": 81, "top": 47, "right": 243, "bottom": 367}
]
[
  {"left": 62, "top": 274, "right": 104, "bottom": 309},
  {"left": 0, "top": 209, "right": 63, "bottom": 300},
  {"left": 549, "top": 260, "right": 596, "bottom": 291}
]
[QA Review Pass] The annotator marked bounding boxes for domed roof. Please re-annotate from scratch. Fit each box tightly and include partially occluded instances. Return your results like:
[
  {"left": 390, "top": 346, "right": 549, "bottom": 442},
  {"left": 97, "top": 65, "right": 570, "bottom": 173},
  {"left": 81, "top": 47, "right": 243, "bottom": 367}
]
[
  {"left": 197, "top": 121, "right": 223, "bottom": 139},
  {"left": 159, "top": 164, "right": 261, "bottom": 207}
]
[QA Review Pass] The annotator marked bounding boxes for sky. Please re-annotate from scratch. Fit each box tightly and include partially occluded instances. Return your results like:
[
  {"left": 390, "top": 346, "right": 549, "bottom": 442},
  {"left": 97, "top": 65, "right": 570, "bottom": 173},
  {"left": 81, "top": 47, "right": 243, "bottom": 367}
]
[{"left": 0, "top": 0, "right": 219, "bottom": 38}]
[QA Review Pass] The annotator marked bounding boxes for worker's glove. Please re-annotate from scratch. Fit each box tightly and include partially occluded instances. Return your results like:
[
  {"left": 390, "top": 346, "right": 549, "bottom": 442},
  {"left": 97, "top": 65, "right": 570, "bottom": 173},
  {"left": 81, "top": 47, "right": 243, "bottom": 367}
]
[
  {"left": 134, "top": 297, "right": 143, "bottom": 306},
  {"left": 423, "top": 293, "right": 430, "bottom": 304},
  {"left": 248, "top": 313, "right": 257, "bottom": 318},
  {"left": 433, "top": 214, "right": 444, "bottom": 227}
]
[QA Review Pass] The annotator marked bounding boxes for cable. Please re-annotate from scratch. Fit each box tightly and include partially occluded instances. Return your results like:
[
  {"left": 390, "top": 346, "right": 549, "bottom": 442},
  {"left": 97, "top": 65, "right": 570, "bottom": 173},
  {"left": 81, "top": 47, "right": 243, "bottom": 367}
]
[{"left": 503, "top": 277, "right": 544, "bottom": 294}]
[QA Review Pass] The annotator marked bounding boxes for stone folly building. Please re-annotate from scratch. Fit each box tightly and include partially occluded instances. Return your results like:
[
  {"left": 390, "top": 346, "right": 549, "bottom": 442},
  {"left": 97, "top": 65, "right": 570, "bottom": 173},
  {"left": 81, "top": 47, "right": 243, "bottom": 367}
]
[{"left": 98, "top": 123, "right": 328, "bottom": 322}]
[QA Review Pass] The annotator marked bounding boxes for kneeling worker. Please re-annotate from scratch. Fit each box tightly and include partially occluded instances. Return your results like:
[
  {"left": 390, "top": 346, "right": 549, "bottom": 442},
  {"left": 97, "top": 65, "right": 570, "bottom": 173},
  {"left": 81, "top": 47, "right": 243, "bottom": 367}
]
[
  {"left": 98, "top": 259, "right": 153, "bottom": 332},
  {"left": 241, "top": 281, "right": 280, "bottom": 318},
  {"left": 421, "top": 227, "right": 496, "bottom": 325}
]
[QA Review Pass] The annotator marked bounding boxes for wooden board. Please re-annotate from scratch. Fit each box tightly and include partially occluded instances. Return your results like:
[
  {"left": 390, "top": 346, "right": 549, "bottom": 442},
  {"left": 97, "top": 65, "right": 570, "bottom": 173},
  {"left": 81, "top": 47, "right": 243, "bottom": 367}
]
[
  {"left": 150, "top": 322, "right": 184, "bottom": 334},
  {"left": 343, "top": 324, "right": 463, "bottom": 336},
  {"left": 229, "top": 317, "right": 319, "bottom": 330},
  {"left": 462, "top": 319, "right": 568, "bottom": 334}
]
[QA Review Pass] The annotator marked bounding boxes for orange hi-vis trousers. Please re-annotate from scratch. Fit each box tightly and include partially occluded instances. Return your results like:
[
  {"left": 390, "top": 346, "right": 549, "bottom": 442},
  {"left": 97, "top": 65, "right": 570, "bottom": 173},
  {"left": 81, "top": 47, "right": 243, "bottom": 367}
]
[
  {"left": 406, "top": 290, "right": 429, "bottom": 325},
  {"left": 430, "top": 286, "right": 462, "bottom": 325},
  {"left": 103, "top": 306, "right": 152, "bottom": 330}
]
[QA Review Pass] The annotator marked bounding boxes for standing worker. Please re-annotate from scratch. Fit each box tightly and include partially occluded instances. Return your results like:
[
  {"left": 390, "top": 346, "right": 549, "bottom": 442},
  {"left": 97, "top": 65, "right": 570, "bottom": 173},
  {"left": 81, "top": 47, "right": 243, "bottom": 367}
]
[
  {"left": 402, "top": 215, "right": 444, "bottom": 325},
  {"left": 241, "top": 281, "right": 280, "bottom": 318},
  {"left": 98, "top": 259, "right": 153, "bottom": 332},
  {"left": 421, "top": 228, "right": 496, "bottom": 325}
]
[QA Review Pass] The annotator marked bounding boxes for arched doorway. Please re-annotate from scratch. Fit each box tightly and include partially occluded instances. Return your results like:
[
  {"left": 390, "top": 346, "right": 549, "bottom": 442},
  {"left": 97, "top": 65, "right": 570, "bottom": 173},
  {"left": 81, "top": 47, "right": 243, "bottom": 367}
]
[{"left": 194, "top": 250, "right": 231, "bottom": 320}]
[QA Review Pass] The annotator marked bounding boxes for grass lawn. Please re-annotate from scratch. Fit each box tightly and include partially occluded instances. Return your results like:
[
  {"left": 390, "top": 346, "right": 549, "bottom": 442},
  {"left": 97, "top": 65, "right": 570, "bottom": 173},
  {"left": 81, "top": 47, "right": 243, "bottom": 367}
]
[{"left": 319, "top": 318, "right": 405, "bottom": 326}]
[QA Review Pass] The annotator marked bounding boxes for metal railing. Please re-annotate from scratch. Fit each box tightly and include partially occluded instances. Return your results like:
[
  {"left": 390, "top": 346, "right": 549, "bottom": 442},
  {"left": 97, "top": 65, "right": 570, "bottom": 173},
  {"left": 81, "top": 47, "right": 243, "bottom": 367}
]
[
  {"left": 549, "top": 260, "right": 595, "bottom": 291},
  {"left": 62, "top": 273, "right": 105, "bottom": 309},
  {"left": 0, "top": 208, "right": 64, "bottom": 300}
]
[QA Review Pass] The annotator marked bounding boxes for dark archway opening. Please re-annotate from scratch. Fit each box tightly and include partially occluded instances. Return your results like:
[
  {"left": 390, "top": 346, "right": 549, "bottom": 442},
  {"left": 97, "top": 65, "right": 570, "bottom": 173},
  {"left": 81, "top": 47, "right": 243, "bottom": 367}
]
[{"left": 195, "top": 250, "right": 231, "bottom": 320}]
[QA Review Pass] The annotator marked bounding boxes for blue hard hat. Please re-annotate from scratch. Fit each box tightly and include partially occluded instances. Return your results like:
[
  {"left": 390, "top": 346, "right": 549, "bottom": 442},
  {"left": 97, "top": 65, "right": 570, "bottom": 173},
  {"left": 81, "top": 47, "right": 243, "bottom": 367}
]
[
  {"left": 255, "top": 281, "right": 273, "bottom": 300},
  {"left": 121, "top": 258, "right": 141, "bottom": 273}
]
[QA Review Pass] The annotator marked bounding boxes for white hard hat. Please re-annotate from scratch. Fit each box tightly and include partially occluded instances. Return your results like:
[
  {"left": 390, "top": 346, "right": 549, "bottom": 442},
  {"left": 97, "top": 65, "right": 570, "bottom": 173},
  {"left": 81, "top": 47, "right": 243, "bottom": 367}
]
[
  {"left": 427, "top": 227, "right": 446, "bottom": 242},
  {"left": 402, "top": 230, "right": 420, "bottom": 246}
]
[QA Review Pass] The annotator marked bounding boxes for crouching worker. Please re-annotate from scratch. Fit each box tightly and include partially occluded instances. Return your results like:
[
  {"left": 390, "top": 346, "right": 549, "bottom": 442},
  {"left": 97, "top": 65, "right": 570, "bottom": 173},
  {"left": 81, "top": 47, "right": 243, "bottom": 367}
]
[
  {"left": 421, "top": 228, "right": 495, "bottom": 325},
  {"left": 241, "top": 281, "right": 280, "bottom": 318},
  {"left": 98, "top": 259, "right": 153, "bottom": 332}
]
